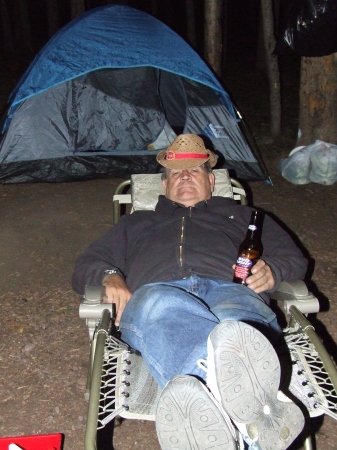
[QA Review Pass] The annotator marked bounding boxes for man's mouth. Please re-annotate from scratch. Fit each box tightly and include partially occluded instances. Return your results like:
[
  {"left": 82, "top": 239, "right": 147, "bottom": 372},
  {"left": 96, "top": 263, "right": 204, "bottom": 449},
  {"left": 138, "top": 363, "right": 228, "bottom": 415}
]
[{"left": 178, "top": 183, "right": 194, "bottom": 189}]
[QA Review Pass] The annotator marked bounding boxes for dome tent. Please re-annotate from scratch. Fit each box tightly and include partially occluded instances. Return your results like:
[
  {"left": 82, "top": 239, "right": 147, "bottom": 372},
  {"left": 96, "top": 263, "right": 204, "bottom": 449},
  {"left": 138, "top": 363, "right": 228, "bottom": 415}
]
[{"left": 0, "top": 5, "right": 268, "bottom": 183}]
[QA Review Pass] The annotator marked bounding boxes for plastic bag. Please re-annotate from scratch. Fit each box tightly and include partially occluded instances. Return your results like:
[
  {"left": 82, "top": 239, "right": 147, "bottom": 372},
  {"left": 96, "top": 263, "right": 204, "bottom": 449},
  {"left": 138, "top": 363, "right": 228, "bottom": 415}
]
[
  {"left": 276, "top": 0, "right": 337, "bottom": 56},
  {"left": 279, "top": 140, "right": 337, "bottom": 185},
  {"left": 279, "top": 145, "right": 313, "bottom": 185},
  {"left": 309, "top": 140, "right": 337, "bottom": 185}
]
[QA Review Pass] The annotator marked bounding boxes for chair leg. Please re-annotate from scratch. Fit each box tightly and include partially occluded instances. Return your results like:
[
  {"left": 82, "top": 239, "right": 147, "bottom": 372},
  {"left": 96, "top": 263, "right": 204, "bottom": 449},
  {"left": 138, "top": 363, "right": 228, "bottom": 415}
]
[
  {"left": 97, "top": 420, "right": 115, "bottom": 450},
  {"left": 85, "top": 310, "right": 112, "bottom": 450},
  {"left": 302, "top": 417, "right": 314, "bottom": 450},
  {"left": 303, "top": 434, "right": 314, "bottom": 450}
]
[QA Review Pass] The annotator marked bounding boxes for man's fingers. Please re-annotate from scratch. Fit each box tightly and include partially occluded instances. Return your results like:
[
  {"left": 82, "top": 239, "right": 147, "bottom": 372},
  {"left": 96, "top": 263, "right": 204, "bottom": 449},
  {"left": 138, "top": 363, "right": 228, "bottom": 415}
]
[
  {"left": 250, "top": 259, "right": 265, "bottom": 274},
  {"left": 246, "top": 260, "right": 275, "bottom": 293},
  {"left": 101, "top": 274, "right": 132, "bottom": 324},
  {"left": 115, "top": 304, "right": 124, "bottom": 326},
  {"left": 102, "top": 292, "right": 127, "bottom": 325},
  {"left": 102, "top": 293, "right": 114, "bottom": 303}
]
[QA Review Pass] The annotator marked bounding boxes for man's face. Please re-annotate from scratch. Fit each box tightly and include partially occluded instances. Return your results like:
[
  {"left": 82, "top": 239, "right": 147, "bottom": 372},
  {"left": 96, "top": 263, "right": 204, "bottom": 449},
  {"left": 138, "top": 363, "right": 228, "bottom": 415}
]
[{"left": 162, "top": 166, "right": 215, "bottom": 207}]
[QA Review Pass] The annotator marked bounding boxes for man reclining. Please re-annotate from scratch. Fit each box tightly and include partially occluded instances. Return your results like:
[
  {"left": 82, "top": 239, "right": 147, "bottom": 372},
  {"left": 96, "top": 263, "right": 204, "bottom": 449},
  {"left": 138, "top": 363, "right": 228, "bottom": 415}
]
[{"left": 72, "top": 133, "right": 308, "bottom": 450}]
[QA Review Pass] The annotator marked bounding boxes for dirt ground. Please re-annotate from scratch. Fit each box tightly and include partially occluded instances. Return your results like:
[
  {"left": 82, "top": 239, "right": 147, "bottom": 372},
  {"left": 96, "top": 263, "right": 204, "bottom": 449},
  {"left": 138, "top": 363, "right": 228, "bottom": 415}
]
[{"left": 0, "top": 55, "right": 337, "bottom": 450}]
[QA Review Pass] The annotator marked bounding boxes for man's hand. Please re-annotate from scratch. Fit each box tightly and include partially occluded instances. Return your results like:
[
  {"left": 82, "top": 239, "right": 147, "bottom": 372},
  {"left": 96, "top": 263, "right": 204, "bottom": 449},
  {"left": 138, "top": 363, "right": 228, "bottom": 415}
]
[
  {"left": 102, "top": 274, "right": 132, "bottom": 325},
  {"left": 232, "top": 259, "right": 275, "bottom": 293}
]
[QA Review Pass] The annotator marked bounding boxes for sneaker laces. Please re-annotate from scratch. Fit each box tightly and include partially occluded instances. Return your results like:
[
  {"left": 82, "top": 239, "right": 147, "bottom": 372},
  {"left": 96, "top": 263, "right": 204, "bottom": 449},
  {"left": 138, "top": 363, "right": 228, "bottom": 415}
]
[{"left": 197, "top": 357, "right": 221, "bottom": 402}]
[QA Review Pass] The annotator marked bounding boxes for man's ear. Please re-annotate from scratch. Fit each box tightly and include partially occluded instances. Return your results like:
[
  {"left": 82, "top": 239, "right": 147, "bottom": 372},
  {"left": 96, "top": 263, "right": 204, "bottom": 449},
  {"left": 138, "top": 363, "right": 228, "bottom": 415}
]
[
  {"left": 209, "top": 172, "right": 215, "bottom": 192},
  {"left": 162, "top": 178, "right": 168, "bottom": 194}
]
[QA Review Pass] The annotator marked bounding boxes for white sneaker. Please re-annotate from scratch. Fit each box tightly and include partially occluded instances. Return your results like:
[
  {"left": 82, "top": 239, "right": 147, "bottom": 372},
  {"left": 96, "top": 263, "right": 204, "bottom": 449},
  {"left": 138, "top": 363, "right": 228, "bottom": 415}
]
[
  {"left": 156, "top": 374, "right": 239, "bottom": 449},
  {"left": 203, "top": 321, "right": 305, "bottom": 450}
]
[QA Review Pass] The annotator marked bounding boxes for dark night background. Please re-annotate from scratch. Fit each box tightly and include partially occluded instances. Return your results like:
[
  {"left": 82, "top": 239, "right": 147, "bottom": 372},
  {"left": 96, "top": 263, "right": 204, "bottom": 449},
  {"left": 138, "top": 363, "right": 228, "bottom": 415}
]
[{"left": 0, "top": 0, "right": 286, "bottom": 71}]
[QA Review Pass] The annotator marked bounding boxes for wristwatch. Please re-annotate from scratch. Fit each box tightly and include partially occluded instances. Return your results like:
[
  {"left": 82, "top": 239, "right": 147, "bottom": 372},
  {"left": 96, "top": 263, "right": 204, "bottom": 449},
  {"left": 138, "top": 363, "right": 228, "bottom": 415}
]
[{"left": 103, "top": 268, "right": 121, "bottom": 277}]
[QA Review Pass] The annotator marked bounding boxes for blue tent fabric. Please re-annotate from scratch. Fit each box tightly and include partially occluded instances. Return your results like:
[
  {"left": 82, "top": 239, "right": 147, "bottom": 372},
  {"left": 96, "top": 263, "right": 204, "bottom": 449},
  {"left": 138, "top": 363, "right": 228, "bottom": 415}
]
[
  {"left": 0, "top": 5, "right": 268, "bottom": 183},
  {"left": 5, "top": 5, "right": 234, "bottom": 128}
]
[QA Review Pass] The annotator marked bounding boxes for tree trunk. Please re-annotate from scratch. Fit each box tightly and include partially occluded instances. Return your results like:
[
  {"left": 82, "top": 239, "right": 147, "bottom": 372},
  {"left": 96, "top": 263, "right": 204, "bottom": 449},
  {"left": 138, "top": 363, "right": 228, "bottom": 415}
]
[
  {"left": 204, "top": 0, "right": 223, "bottom": 77},
  {"left": 221, "top": 0, "right": 229, "bottom": 72},
  {"left": 71, "top": 0, "right": 85, "bottom": 19},
  {"left": 260, "top": 0, "right": 281, "bottom": 137},
  {"left": 46, "top": 0, "right": 59, "bottom": 38},
  {"left": 297, "top": 54, "right": 337, "bottom": 145},
  {"left": 186, "top": 0, "right": 196, "bottom": 48}
]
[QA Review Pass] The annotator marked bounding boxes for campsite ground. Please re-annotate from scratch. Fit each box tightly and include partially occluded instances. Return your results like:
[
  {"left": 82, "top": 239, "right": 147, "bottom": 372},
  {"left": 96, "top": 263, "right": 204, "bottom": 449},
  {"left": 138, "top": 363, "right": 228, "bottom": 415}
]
[{"left": 1, "top": 54, "right": 337, "bottom": 450}]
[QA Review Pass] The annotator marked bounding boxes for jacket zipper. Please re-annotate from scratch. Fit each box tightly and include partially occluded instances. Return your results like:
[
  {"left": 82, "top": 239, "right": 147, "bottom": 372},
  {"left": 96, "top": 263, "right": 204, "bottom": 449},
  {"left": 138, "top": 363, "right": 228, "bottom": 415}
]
[
  {"left": 179, "top": 216, "right": 185, "bottom": 266},
  {"left": 179, "top": 208, "right": 192, "bottom": 267}
]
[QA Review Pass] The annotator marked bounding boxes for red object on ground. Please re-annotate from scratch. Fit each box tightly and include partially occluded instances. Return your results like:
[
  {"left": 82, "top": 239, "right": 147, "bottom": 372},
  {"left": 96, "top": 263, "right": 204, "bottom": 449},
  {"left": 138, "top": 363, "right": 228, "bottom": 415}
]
[{"left": 0, "top": 434, "right": 62, "bottom": 450}]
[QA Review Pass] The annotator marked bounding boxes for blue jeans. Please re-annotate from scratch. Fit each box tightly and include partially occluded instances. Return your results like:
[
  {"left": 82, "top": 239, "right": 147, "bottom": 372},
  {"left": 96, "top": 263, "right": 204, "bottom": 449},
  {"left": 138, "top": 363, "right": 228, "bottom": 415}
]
[{"left": 120, "top": 274, "right": 282, "bottom": 388}]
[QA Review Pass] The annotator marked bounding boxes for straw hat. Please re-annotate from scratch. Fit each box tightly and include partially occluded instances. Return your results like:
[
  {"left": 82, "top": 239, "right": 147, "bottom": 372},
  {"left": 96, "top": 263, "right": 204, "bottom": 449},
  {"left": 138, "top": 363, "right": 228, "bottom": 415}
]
[{"left": 156, "top": 134, "right": 217, "bottom": 169}]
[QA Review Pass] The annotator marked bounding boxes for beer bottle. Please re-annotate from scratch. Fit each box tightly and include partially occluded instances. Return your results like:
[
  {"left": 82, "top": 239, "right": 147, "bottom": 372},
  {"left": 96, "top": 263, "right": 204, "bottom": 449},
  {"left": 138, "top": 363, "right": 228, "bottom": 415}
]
[{"left": 233, "top": 210, "right": 264, "bottom": 285}]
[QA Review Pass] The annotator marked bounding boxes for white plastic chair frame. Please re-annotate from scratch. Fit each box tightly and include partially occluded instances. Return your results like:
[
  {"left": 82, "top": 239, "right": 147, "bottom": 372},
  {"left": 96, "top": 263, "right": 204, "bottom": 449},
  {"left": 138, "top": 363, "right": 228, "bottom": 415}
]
[{"left": 80, "top": 171, "right": 337, "bottom": 450}]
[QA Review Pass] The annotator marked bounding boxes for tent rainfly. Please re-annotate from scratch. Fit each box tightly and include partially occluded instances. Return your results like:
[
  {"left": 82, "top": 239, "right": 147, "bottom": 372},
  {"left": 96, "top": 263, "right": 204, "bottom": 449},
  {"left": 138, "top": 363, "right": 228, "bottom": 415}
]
[{"left": 0, "top": 5, "right": 269, "bottom": 183}]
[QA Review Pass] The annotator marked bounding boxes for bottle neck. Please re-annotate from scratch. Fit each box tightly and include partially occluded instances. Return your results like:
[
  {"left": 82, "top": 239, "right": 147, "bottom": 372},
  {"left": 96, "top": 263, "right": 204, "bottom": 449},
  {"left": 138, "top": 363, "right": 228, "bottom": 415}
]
[
  {"left": 245, "top": 211, "right": 263, "bottom": 239},
  {"left": 245, "top": 227, "right": 261, "bottom": 240}
]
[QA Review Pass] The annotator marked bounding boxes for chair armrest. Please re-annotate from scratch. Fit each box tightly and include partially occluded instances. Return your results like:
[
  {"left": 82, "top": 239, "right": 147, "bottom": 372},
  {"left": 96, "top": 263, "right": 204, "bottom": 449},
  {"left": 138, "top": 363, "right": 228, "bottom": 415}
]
[
  {"left": 270, "top": 280, "right": 320, "bottom": 315},
  {"left": 79, "top": 285, "right": 113, "bottom": 340}
]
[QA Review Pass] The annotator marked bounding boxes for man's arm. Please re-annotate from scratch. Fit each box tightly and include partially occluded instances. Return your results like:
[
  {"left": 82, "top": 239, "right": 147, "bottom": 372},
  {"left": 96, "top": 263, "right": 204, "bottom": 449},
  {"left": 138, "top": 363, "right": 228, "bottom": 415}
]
[
  {"left": 72, "top": 218, "right": 133, "bottom": 323},
  {"left": 72, "top": 217, "right": 129, "bottom": 295}
]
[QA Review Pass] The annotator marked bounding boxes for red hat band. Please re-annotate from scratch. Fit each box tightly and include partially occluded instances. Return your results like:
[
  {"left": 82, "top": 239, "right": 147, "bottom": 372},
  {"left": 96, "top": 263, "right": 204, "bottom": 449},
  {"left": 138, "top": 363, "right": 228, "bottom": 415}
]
[{"left": 166, "top": 151, "right": 208, "bottom": 160}]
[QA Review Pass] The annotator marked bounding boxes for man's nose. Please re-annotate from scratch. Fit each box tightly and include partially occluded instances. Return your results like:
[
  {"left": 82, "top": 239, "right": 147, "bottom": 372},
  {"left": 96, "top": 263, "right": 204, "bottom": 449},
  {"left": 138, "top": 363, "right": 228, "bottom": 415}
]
[{"left": 180, "top": 170, "right": 191, "bottom": 179}]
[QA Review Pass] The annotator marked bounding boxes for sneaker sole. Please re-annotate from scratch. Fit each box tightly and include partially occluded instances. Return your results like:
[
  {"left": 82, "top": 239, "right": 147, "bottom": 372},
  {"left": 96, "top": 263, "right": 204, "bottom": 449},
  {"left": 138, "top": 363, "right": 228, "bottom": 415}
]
[
  {"left": 156, "top": 375, "right": 237, "bottom": 450},
  {"left": 209, "top": 321, "right": 305, "bottom": 450}
]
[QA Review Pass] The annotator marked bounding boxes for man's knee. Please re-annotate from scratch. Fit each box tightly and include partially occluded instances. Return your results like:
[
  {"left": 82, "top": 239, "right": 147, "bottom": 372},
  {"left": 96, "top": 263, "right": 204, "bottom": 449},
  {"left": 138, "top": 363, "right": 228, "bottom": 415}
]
[{"left": 123, "top": 283, "right": 179, "bottom": 321}]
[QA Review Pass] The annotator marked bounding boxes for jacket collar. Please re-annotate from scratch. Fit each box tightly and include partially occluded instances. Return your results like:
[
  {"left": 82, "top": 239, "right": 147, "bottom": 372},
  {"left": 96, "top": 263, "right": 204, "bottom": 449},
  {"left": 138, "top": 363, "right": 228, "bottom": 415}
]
[{"left": 155, "top": 195, "right": 234, "bottom": 214}]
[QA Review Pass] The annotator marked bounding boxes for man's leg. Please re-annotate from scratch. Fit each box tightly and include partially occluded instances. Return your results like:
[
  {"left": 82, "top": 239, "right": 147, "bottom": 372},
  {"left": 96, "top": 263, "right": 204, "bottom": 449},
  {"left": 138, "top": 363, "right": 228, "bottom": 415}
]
[
  {"left": 120, "top": 276, "right": 282, "bottom": 388},
  {"left": 199, "top": 277, "right": 283, "bottom": 342},
  {"left": 121, "top": 277, "right": 304, "bottom": 450},
  {"left": 196, "top": 280, "right": 304, "bottom": 449},
  {"left": 206, "top": 321, "right": 305, "bottom": 450},
  {"left": 120, "top": 279, "right": 242, "bottom": 449},
  {"left": 119, "top": 280, "right": 220, "bottom": 388}
]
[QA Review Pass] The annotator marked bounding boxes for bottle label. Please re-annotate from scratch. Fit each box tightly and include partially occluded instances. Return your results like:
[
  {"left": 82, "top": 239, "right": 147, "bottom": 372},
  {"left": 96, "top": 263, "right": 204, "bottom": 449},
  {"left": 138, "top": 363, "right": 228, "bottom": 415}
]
[{"left": 234, "top": 256, "right": 253, "bottom": 280}]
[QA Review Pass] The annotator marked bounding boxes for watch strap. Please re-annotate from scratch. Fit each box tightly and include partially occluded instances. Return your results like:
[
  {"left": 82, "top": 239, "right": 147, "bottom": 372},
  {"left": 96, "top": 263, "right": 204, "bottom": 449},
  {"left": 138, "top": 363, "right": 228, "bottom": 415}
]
[{"left": 102, "top": 269, "right": 124, "bottom": 281}]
